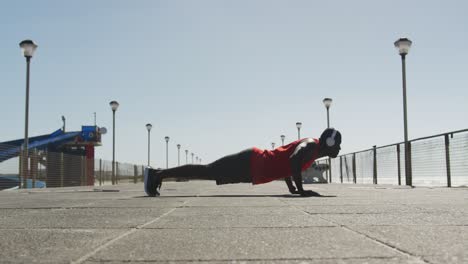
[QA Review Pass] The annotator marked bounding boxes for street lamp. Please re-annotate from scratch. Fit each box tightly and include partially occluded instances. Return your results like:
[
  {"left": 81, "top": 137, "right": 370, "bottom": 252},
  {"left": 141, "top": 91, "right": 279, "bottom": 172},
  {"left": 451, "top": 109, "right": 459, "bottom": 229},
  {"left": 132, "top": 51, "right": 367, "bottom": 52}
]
[
  {"left": 323, "top": 98, "right": 333, "bottom": 183},
  {"left": 185, "top": 149, "right": 189, "bottom": 164},
  {"left": 323, "top": 98, "right": 333, "bottom": 128},
  {"left": 271, "top": 142, "right": 275, "bottom": 150},
  {"left": 109, "top": 100, "right": 119, "bottom": 184},
  {"left": 296, "top": 122, "right": 302, "bottom": 140},
  {"left": 394, "top": 37, "right": 413, "bottom": 186},
  {"left": 177, "top": 144, "right": 181, "bottom": 166},
  {"left": 19, "top": 40, "right": 38, "bottom": 188},
  {"left": 146, "top": 124, "right": 152, "bottom": 166},
  {"left": 191, "top": 152, "right": 194, "bottom": 164},
  {"left": 280, "top": 135, "right": 285, "bottom": 146},
  {"left": 165, "top": 136, "right": 170, "bottom": 168}
]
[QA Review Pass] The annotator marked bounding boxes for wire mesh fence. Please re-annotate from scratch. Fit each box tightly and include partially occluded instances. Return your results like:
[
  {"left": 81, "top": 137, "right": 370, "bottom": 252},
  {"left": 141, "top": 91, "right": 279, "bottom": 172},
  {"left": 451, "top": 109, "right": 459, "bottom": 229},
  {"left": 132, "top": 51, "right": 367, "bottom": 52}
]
[
  {"left": 317, "top": 129, "right": 468, "bottom": 187},
  {"left": 0, "top": 144, "right": 145, "bottom": 190}
]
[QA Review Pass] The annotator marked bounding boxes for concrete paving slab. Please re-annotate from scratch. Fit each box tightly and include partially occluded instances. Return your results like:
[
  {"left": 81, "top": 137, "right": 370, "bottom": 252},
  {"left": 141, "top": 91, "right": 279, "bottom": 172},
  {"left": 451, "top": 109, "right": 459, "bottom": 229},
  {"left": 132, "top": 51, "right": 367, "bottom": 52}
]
[
  {"left": 0, "top": 207, "right": 173, "bottom": 229},
  {"left": 298, "top": 204, "right": 426, "bottom": 214},
  {"left": 353, "top": 226, "right": 468, "bottom": 259},
  {"left": 424, "top": 254, "right": 468, "bottom": 264},
  {"left": 184, "top": 196, "right": 287, "bottom": 207},
  {"left": 91, "top": 227, "right": 401, "bottom": 262},
  {"left": 163, "top": 206, "right": 300, "bottom": 216},
  {"left": 78, "top": 197, "right": 189, "bottom": 208},
  {"left": 0, "top": 228, "right": 125, "bottom": 263},
  {"left": 147, "top": 212, "right": 335, "bottom": 228},
  {"left": 83, "top": 257, "right": 425, "bottom": 264},
  {"left": 318, "top": 212, "right": 468, "bottom": 226}
]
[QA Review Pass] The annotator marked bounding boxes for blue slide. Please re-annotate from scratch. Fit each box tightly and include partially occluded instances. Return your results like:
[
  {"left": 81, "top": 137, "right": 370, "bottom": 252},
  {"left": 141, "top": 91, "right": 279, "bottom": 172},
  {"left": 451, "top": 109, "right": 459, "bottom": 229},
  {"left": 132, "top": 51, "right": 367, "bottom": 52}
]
[{"left": 0, "top": 129, "right": 80, "bottom": 163}]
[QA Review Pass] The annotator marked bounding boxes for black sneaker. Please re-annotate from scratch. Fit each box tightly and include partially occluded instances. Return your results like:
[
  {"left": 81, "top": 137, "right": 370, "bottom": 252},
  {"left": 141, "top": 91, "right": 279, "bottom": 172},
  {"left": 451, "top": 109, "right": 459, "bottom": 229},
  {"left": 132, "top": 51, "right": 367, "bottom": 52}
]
[{"left": 144, "top": 167, "right": 161, "bottom": 197}]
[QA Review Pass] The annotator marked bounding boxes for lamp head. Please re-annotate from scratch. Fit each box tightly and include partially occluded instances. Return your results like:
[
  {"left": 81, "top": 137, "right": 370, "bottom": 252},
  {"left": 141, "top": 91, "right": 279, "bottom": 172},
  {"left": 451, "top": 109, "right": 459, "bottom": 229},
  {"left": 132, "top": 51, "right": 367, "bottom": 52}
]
[
  {"left": 146, "top": 123, "right": 152, "bottom": 131},
  {"left": 394, "top": 38, "right": 412, "bottom": 56},
  {"left": 19, "top": 40, "right": 38, "bottom": 58},
  {"left": 323, "top": 98, "right": 333, "bottom": 108},
  {"left": 109, "top": 101, "right": 119, "bottom": 111}
]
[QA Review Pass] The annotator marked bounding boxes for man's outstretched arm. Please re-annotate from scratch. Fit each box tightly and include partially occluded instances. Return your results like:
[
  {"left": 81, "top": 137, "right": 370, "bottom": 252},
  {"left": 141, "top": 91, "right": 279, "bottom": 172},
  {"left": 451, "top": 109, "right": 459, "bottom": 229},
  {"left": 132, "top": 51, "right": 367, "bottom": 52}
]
[{"left": 284, "top": 176, "right": 297, "bottom": 194}]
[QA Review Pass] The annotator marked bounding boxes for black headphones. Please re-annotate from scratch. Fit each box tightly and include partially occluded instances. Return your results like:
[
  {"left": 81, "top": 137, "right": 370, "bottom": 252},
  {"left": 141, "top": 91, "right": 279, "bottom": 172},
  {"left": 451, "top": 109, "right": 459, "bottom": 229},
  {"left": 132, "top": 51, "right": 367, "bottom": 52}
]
[{"left": 326, "top": 129, "right": 338, "bottom": 147}]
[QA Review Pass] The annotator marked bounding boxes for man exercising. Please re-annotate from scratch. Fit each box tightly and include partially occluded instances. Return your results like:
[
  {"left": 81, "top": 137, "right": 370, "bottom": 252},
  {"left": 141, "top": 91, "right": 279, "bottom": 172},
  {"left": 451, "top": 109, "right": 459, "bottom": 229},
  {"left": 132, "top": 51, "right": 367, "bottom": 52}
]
[{"left": 144, "top": 128, "right": 341, "bottom": 197}]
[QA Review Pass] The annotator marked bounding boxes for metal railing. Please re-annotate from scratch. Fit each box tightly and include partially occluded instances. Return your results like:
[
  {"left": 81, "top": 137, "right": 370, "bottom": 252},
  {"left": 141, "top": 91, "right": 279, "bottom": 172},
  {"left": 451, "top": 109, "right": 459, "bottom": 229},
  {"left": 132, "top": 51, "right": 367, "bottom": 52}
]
[
  {"left": 0, "top": 145, "right": 145, "bottom": 190},
  {"left": 316, "top": 129, "right": 468, "bottom": 187}
]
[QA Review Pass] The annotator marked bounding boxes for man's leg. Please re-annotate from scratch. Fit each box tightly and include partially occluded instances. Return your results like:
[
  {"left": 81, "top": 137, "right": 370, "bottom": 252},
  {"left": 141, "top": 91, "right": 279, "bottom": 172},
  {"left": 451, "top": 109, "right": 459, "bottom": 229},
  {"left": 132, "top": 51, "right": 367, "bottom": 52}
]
[
  {"left": 144, "top": 149, "right": 252, "bottom": 196},
  {"left": 144, "top": 165, "right": 214, "bottom": 197},
  {"left": 158, "top": 164, "right": 215, "bottom": 181}
]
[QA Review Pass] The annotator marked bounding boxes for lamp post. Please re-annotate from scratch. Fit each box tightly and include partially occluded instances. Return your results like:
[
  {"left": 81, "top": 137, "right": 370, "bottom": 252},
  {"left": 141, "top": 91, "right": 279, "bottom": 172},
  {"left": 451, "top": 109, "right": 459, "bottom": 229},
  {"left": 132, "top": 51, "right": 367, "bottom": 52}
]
[
  {"left": 109, "top": 100, "right": 119, "bottom": 185},
  {"left": 271, "top": 142, "right": 275, "bottom": 150},
  {"left": 280, "top": 135, "right": 285, "bottom": 146},
  {"left": 394, "top": 37, "right": 413, "bottom": 186},
  {"left": 165, "top": 136, "right": 170, "bottom": 168},
  {"left": 296, "top": 122, "right": 302, "bottom": 140},
  {"left": 185, "top": 149, "right": 189, "bottom": 164},
  {"left": 146, "top": 124, "right": 152, "bottom": 166},
  {"left": 323, "top": 98, "right": 332, "bottom": 128},
  {"left": 191, "top": 152, "right": 194, "bottom": 164},
  {"left": 19, "top": 40, "right": 37, "bottom": 189},
  {"left": 177, "top": 144, "right": 181, "bottom": 166},
  {"left": 323, "top": 98, "right": 333, "bottom": 183}
]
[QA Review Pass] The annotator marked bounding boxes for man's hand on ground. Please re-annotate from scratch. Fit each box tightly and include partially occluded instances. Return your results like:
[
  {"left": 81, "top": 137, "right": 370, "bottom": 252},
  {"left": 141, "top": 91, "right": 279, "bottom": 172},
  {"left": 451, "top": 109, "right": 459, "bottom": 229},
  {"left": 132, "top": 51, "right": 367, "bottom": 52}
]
[{"left": 289, "top": 187, "right": 299, "bottom": 194}]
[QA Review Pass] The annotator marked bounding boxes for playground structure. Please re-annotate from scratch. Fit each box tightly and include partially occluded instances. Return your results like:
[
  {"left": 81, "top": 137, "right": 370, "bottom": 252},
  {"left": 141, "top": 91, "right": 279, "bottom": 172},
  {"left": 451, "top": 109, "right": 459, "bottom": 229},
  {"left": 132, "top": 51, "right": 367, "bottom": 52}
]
[{"left": 0, "top": 126, "right": 104, "bottom": 189}]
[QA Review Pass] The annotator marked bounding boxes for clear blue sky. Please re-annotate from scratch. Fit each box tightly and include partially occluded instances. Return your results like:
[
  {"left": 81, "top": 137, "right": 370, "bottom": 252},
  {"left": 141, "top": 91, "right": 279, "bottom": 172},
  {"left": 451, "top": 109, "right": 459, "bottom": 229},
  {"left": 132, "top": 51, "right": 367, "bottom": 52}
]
[{"left": 1, "top": 0, "right": 467, "bottom": 167}]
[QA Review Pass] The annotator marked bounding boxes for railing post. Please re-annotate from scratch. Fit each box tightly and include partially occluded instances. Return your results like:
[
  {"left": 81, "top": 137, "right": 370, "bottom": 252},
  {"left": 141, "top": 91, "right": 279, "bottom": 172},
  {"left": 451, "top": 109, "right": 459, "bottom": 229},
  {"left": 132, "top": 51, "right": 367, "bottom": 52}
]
[
  {"left": 18, "top": 147, "right": 23, "bottom": 189},
  {"left": 444, "top": 134, "right": 452, "bottom": 187},
  {"left": 373, "top": 145, "right": 377, "bottom": 184},
  {"left": 60, "top": 152, "right": 64, "bottom": 187},
  {"left": 85, "top": 156, "right": 88, "bottom": 186},
  {"left": 116, "top": 162, "right": 119, "bottom": 184},
  {"left": 32, "top": 149, "right": 37, "bottom": 188},
  {"left": 339, "top": 156, "right": 343, "bottom": 183},
  {"left": 99, "top": 159, "right": 102, "bottom": 186},
  {"left": 329, "top": 159, "right": 332, "bottom": 183},
  {"left": 44, "top": 150, "right": 48, "bottom": 187},
  {"left": 80, "top": 156, "right": 84, "bottom": 186},
  {"left": 141, "top": 165, "right": 144, "bottom": 181},
  {"left": 397, "top": 144, "right": 401, "bottom": 185},
  {"left": 408, "top": 141, "right": 413, "bottom": 186},
  {"left": 325, "top": 163, "right": 329, "bottom": 183},
  {"left": 134, "top": 165, "right": 138, "bottom": 184},
  {"left": 352, "top": 153, "right": 356, "bottom": 184}
]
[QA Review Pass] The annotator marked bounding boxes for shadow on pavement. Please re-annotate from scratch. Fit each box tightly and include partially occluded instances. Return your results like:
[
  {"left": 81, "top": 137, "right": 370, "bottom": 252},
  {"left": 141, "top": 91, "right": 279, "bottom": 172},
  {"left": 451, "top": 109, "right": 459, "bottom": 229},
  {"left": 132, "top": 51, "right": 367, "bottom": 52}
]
[{"left": 133, "top": 194, "right": 337, "bottom": 198}]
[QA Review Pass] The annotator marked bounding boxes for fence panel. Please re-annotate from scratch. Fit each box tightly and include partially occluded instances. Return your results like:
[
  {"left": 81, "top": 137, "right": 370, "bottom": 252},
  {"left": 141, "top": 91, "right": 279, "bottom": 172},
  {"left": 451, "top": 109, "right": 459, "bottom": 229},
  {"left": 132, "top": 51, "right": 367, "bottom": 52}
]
[
  {"left": 449, "top": 132, "right": 468, "bottom": 186},
  {"left": 355, "top": 151, "right": 373, "bottom": 184},
  {"left": 411, "top": 137, "right": 446, "bottom": 186},
  {"left": 376, "top": 145, "right": 399, "bottom": 185}
]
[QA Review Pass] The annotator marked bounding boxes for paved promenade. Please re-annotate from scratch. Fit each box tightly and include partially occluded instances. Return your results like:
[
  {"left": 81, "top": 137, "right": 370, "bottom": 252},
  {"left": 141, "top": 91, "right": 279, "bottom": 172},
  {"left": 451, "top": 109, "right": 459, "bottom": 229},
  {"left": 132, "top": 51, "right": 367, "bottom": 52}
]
[{"left": 0, "top": 181, "right": 467, "bottom": 263}]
